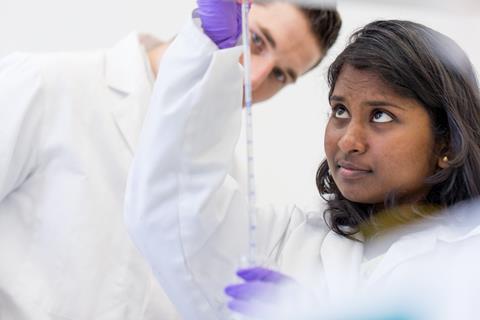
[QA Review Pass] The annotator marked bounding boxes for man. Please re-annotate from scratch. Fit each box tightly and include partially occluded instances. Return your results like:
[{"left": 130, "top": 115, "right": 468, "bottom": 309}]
[{"left": 0, "top": 1, "right": 340, "bottom": 319}]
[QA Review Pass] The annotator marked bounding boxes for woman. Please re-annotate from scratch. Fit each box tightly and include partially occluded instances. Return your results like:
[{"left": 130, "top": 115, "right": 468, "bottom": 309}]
[
  {"left": 226, "top": 20, "right": 480, "bottom": 319},
  {"left": 125, "top": 19, "right": 480, "bottom": 320}
]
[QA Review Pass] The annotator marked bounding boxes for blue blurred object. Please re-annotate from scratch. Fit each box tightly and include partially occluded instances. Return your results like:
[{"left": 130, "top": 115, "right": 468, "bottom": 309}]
[
  {"left": 353, "top": 313, "right": 414, "bottom": 320},
  {"left": 225, "top": 268, "right": 419, "bottom": 320}
]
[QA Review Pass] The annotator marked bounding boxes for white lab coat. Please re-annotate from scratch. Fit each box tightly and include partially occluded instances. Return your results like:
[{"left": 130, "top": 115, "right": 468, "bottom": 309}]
[
  {"left": 0, "top": 33, "right": 179, "bottom": 319},
  {"left": 125, "top": 17, "right": 480, "bottom": 320}
]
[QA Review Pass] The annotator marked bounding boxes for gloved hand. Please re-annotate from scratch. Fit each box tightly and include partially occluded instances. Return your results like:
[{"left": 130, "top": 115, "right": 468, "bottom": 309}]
[
  {"left": 196, "top": 0, "right": 248, "bottom": 49},
  {"left": 224, "top": 267, "right": 319, "bottom": 319}
]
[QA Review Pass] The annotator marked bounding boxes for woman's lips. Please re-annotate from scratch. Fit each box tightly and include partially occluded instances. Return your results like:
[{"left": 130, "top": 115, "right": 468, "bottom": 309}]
[{"left": 336, "top": 160, "right": 372, "bottom": 179}]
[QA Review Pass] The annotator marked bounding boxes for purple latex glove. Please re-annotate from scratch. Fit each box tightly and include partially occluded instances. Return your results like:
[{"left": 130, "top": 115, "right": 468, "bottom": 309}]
[
  {"left": 196, "top": 0, "right": 244, "bottom": 49},
  {"left": 225, "top": 267, "right": 318, "bottom": 319}
]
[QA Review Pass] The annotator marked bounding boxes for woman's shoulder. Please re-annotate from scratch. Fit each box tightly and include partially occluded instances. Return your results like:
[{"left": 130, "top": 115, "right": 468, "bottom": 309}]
[
  {"left": 257, "top": 199, "right": 330, "bottom": 230},
  {"left": 291, "top": 200, "right": 331, "bottom": 230},
  {"left": 267, "top": 200, "right": 332, "bottom": 245}
]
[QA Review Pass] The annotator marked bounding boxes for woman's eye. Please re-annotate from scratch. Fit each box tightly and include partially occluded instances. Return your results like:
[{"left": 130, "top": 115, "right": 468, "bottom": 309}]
[
  {"left": 371, "top": 110, "right": 394, "bottom": 123},
  {"left": 332, "top": 105, "right": 349, "bottom": 119},
  {"left": 272, "top": 67, "right": 286, "bottom": 84}
]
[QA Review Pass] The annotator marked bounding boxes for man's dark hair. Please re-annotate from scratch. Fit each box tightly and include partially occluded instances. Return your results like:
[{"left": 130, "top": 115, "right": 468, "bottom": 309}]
[
  {"left": 316, "top": 20, "right": 480, "bottom": 237},
  {"left": 300, "top": 6, "right": 342, "bottom": 53}
]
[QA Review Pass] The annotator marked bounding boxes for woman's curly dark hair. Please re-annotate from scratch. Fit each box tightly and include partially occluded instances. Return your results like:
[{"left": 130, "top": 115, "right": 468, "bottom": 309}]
[{"left": 316, "top": 20, "right": 480, "bottom": 237}]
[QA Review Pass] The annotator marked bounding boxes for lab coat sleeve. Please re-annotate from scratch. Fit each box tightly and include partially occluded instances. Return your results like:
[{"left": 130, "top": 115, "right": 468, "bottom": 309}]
[
  {"left": 125, "top": 17, "right": 247, "bottom": 319},
  {"left": 0, "top": 54, "right": 44, "bottom": 202}
]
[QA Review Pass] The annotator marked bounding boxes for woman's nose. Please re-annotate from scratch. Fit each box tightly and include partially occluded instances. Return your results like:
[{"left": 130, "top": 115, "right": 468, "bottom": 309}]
[{"left": 337, "top": 122, "right": 367, "bottom": 154}]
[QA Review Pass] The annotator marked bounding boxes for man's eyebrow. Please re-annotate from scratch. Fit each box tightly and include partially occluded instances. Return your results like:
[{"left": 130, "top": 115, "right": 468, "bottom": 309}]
[
  {"left": 259, "top": 26, "right": 276, "bottom": 49},
  {"left": 258, "top": 26, "right": 298, "bottom": 83},
  {"left": 259, "top": 26, "right": 298, "bottom": 82},
  {"left": 287, "top": 69, "right": 298, "bottom": 83}
]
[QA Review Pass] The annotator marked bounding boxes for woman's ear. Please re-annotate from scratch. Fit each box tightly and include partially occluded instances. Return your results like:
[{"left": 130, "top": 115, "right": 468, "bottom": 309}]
[
  {"left": 438, "top": 155, "right": 450, "bottom": 169},
  {"left": 435, "top": 138, "right": 450, "bottom": 169}
]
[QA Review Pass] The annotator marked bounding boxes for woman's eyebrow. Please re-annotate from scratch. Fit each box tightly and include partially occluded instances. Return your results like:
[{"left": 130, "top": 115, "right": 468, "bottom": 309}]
[
  {"left": 330, "top": 95, "right": 406, "bottom": 110},
  {"left": 364, "top": 100, "right": 406, "bottom": 110},
  {"left": 329, "top": 95, "right": 344, "bottom": 103}
]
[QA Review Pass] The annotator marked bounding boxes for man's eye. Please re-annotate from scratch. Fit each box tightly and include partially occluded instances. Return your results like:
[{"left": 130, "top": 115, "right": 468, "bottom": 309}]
[
  {"left": 251, "top": 32, "right": 264, "bottom": 49},
  {"left": 371, "top": 110, "right": 394, "bottom": 123},
  {"left": 332, "top": 105, "right": 349, "bottom": 119},
  {"left": 272, "top": 68, "right": 286, "bottom": 84}
]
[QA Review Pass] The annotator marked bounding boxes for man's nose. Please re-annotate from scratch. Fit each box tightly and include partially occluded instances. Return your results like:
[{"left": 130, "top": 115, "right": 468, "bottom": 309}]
[
  {"left": 337, "top": 122, "right": 368, "bottom": 154},
  {"left": 250, "top": 55, "right": 275, "bottom": 90}
]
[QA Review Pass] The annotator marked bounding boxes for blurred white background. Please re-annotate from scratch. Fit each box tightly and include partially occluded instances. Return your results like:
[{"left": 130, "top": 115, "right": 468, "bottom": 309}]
[{"left": 1, "top": 0, "right": 479, "bottom": 206}]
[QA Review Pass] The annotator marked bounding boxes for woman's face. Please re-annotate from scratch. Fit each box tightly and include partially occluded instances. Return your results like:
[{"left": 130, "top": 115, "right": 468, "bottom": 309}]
[{"left": 324, "top": 65, "right": 445, "bottom": 205}]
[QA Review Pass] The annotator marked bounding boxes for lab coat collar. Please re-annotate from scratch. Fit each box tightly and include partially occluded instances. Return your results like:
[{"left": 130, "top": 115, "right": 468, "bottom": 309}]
[
  {"left": 105, "top": 32, "right": 154, "bottom": 153},
  {"left": 105, "top": 32, "right": 154, "bottom": 95},
  {"left": 365, "top": 227, "right": 438, "bottom": 285},
  {"left": 366, "top": 200, "right": 480, "bottom": 285}
]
